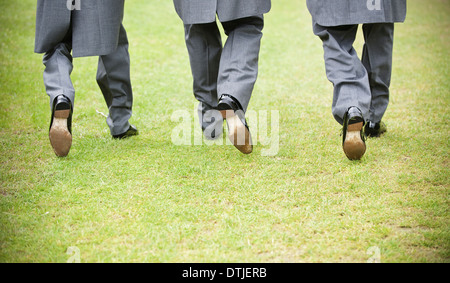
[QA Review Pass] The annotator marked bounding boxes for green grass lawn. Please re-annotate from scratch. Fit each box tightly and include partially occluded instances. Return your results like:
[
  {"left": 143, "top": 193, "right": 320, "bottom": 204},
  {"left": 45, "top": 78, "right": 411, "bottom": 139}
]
[{"left": 0, "top": 0, "right": 448, "bottom": 263}]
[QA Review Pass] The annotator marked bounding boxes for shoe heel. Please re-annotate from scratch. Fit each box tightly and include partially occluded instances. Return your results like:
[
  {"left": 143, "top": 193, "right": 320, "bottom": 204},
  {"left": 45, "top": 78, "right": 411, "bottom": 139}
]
[
  {"left": 54, "top": 109, "right": 70, "bottom": 119},
  {"left": 347, "top": 121, "right": 363, "bottom": 132},
  {"left": 343, "top": 122, "right": 365, "bottom": 160}
]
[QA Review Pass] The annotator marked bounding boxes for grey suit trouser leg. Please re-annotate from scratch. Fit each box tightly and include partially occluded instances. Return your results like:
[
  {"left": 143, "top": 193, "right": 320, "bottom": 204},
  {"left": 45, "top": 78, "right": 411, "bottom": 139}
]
[
  {"left": 313, "top": 22, "right": 394, "bottom": 125},
  {"left": 361, "top": 23, "right": 394, "bottom": 124},
  {"left": 184, "top": 15, "right": 264, "bottom": 131},
  {"left": 96, "top": 25, "right": 133, "bottom": 136},
  {"left": 43, "top": 42, "right": 75, "bottom": 109},
  {"left": 42, "top": 25, "right": 133, "bottom": 136}
]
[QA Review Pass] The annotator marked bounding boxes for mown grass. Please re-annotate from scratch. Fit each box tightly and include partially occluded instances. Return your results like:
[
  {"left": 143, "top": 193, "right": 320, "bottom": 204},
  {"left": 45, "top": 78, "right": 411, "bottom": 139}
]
[{"left": 0, "top": 0, "right": 448, "bottom": 262}]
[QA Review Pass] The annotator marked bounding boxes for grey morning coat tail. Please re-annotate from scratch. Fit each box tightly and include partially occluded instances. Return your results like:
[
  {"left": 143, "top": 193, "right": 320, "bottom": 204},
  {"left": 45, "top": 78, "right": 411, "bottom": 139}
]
[
  {"left": 173, "top": 0, "right": 271, "bottom": 24},
  {"left": 307, "top": 0, "right": 407, "bottom": 26},
  {"left": 34, "top": 0, "right": 125, "bottom": 57}
]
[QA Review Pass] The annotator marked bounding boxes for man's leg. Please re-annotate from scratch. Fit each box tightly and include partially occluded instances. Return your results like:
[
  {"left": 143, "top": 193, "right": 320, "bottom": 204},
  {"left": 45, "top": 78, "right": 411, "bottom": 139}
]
[
  {"left": 96, "top": 25, "right": 135, "bottom": 137},
  {"left": 214, "top": 16, "right": 264, "bottom": 154},
  {"left": 362, "top": 23, "right": 394, "bottom": 134},
  {"left": 218, "top": 15, "right": 264, "bottom": 113},
  {"left": 313, "top": 23, "right": 370, "bottom": 160},
  {"left": 43, "top": 42, "right": 75, "bottom": 110},
  {"left": 184, "top": 21, "right": 223, "bottom": 139},
  {"left": 43, "top": 41, "right": 74, "bottom": 157},
  {"left": 313, "top": 23, "right": 371, "bottom": 125}
]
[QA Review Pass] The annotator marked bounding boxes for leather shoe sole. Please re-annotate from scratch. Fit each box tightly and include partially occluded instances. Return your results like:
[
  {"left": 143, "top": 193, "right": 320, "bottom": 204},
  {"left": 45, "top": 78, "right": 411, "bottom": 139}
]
[
  {"left": 221, "top": 110, "right": 253, "bottom": 154},
  {"left": 343, "top": 121, "right": 366, "bottom": 160},
  {"left": 49, "top": 109, "right": 72, "bottom": 157}
]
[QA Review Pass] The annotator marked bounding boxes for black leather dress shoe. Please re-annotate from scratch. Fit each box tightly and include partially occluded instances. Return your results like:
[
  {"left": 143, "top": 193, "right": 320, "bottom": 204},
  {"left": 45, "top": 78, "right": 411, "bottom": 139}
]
[
  {"left": 49, "top": 95, "right": 72, "bottom": 157},
  {"left": 342, "top": 107, "right": 366, "bottom": 160},
  {"left": 113, "top": 125, "right": 139, "bottom": 139},
  {"left": 364, "top": 121, "right": 387, "bottom": 138},
  {"left": 217, "top": 94, "right": 252, "bottom": 154}
]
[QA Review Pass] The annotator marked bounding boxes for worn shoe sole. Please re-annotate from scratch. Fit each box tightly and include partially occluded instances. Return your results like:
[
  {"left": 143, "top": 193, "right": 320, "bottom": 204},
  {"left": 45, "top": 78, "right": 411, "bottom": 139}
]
[
  {"left": 221, "top": 110, "right": 253, "bottom": 154},
  {"left": 49, "top": 109, "right": 72, "bottom": 157},
  {"left": 343, "top": 122, "right": 366, "bottom": 160}
]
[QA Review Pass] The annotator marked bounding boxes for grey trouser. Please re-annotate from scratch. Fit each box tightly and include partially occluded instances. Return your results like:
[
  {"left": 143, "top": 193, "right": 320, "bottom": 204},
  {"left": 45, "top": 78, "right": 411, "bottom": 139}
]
[
  {"left": 42, "top": 25, "right": 133, "bottom": 136},
  {"left": 184, "top": 15, "right": 264, "bottom": 131},
  {"left": 313, "top": 22, "right": 394, "bottom": 125}
]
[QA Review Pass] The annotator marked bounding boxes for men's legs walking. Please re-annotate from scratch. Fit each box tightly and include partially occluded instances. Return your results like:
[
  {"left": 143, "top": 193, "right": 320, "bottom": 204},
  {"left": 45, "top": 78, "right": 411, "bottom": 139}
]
[
  {"left": 43, "top": 41, "right": 74, "bottom": 157},
  {"left": 184, "top": 22, "right": 223, "bottom": 139},
  {"left": 43, "top": 42, "right": 75, "bottom": 110},
  {"left": 361, "top": 23, "right": 394, "bottom": 136},
  {"left": 313, "top": 23, "right": 371, "bottom": 125},
  {"left": 313, "top": 23, "right": 371, "bottom": 160},
  {"left": 218, "top": 15, "right": 264, "bottom": 113},
  {"left": 96, "top": 25, "right": 136, "bottom": 138},
  {"left": 214, "top": 16, "right": 264, "bottom": 154}
]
